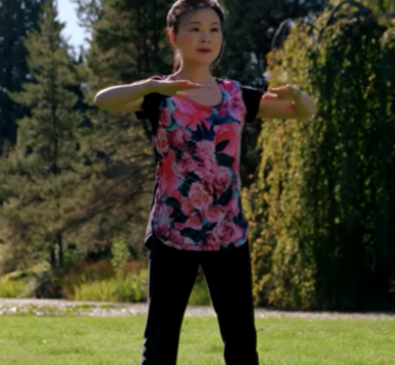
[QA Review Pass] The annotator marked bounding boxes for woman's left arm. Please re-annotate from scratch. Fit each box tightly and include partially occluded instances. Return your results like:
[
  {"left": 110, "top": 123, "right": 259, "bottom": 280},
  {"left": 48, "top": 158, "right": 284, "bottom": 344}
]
[{"left": 256, "top": 85, "right": 317, "bottom": 120}]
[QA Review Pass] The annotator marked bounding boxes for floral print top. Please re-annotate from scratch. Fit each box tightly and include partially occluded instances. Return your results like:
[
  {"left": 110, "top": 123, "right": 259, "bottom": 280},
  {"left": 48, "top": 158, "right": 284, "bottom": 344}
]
[{"left": 136, "top": 77, "right": 263, "bottom": 251}]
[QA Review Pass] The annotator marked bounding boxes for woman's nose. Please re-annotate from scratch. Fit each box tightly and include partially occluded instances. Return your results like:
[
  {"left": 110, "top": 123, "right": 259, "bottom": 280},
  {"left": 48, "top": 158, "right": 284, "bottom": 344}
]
[{"left": 200, "top": 32, "right": 211, "bottom": 43}]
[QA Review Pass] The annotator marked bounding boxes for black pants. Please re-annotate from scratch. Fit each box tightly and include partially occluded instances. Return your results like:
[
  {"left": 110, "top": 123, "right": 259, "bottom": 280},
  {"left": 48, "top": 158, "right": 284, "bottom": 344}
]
[{"left": 140, "top": 236, "right": 259, "bottom": 365}]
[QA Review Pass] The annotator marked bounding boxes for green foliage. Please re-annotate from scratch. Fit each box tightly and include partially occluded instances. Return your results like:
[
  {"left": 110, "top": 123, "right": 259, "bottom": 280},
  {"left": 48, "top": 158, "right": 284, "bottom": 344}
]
[
  {"left": 0, "top": 278, "right": 28, "bottom": 298},
  {"left": 0, "top": 0, "right": 88, "bottom": 273},
  {"left": 111, "top": 240, "right": 131, "bottom": 275},
  {"left": 188, "top": 278, "right": 211, "bottom": 306},
  {"left": 0, "top": 0, "right": 45, "bottom": 150},
  {"left": 73, "top": 269, "right": 148, "bottom": 302},
  {"left": 59, "top": 260, "right": 114, "bottom": 299},
  {"left": 248, "top": 1, "right": 395, "bottom": 310}
]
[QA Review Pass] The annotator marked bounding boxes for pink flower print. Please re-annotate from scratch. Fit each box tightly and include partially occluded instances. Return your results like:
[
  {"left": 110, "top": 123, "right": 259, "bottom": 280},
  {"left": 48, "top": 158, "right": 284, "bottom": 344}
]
[
  {"left": 174, "top": 211, "right": 202, "bottom": 231},
  {"left": 189, "top": 182, "right": 214, "bottom": 210},
  {"left": 156, "top": 128, "right": 169, "bottom": 155},
  {"left": 213, "top": 166, "right": 232, "bottom": 194},
  {"left": 195, "top": 140, "right": 215, "bottom": 162},
  {"left": 229, "top": 99, "right": 245, "bottom": 122},
  {"left": 168, "top": 128, "right": 187, "bottom": 149},
  {"left": 168, "top": 229, "right": 185, "bottom": 244},
  {"left": 156, "top": 199, "right": 174, "bottom": 219},
  {"left": 173, "top": 153, "right": 197, "bottom": 179},
  {"left": 187, "top": 209, "right": 202, "bottom": 230},
  {"left": 217, "top": 104, "right": 229, "bottom": 118},
  {"left": 228, "top": 194, "right": 241, "bottom": 216},
  {"left": 159, "top": 150, "right": 182, "bottom": 198},
  {"left": 213, "top": 220, "right": 235, "bottom": 244},
  {"left": 172, "top": 98, "right": 211, "bottom": 130},
  {"left": 195, "top": 160, "right": 216, "bottom": 184},
  {"left": 203, "top": 205, "right": 226, "bottom": 222},
  {"left": 231, "top": 224, "right": 245, "bottom": 244},
  {"left": 204, "top": 231, "right": 218, "bottom": 247},
  {"left": 222, "top": 80, "right": 236, "bottom": 93},
  {"left": 187, "top": 212, "right": 203, "bottom": 230},
  {"left": 214, "top": 123, "right": 241, "bottom": 168},
  {"left": 159, "top": 108, "right": 172, "bottom": 127},
  {"left": 180, "top": 198, "right": 195, "bottom": 216},
  {"left": 222, "top": 80, "right": 246, "bottom": 122},
  {"left": 155, "top": 222, "right": 170, "bottom": 239}
]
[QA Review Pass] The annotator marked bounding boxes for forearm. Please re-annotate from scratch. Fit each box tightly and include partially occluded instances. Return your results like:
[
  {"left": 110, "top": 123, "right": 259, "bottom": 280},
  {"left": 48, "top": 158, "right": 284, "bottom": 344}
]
[
  {"left": 292, "top": 89, "right": 317, "bottom": 119},
  {"left": 93, "top": 79, "right": 154, "bottom": 109}
]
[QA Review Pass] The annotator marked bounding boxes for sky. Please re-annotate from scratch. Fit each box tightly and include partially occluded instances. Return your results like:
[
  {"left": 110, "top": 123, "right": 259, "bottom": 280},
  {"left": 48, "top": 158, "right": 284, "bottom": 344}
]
[{"left": 57, "top": 0, "right": 87, "bottom": 49}]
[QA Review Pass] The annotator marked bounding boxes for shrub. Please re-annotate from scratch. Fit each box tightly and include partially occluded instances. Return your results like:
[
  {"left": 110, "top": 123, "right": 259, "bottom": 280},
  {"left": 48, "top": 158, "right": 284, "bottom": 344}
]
[
  {"left": 0, "top": 278, "right": 29, "bottom": 298},
  {"left": 73, "top": 269, "right": 148, "bottom": 302}
]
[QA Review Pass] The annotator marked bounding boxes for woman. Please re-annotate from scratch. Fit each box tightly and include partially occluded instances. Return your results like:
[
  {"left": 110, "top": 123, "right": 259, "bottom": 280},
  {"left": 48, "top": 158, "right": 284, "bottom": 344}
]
[{"left": 94, "top": 1, "right": 316, "bottom": 364}]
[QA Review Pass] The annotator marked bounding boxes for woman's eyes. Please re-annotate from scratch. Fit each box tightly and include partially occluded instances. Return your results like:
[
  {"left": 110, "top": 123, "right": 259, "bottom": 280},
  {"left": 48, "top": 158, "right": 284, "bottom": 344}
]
[{"left": 190, "top": 27, "right": 220, "bottom": 32}]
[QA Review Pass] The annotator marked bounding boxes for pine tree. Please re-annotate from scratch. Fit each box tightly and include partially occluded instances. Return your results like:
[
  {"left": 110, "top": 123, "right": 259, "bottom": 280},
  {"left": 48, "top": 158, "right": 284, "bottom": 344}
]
[
  {"left": 0, "top": 0, "right": 45, "bottom": 151},
  {"left": 0, "top": 0, "right": 87, "bottom": 276}
]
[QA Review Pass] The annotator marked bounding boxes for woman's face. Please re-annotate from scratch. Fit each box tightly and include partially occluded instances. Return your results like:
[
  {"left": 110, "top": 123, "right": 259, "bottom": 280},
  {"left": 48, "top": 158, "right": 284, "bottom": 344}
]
[{"left": 172, "top": 8, "right": 223, "bottom": 67}]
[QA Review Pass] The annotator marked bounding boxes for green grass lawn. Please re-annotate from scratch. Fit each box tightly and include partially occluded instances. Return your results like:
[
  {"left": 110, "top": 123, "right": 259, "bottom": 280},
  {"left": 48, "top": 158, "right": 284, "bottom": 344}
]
[{"left": 0, "top": 315, "right": 394, "bottom": 365}]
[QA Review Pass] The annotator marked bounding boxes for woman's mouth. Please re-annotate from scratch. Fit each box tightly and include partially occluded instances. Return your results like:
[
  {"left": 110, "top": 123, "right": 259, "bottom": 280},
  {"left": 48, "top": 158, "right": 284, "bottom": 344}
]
[{"left": 197, "top": 48, "right": 212, "bottom": 53}]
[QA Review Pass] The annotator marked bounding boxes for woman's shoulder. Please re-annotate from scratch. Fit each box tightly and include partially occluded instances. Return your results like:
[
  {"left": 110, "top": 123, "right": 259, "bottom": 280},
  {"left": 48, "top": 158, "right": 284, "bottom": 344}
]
[
  {"left": 216, "top": 78, "right": 244, "bottom": 94},
  {"left": 216, "top": 77, "right": 240, "bottom": 86}
]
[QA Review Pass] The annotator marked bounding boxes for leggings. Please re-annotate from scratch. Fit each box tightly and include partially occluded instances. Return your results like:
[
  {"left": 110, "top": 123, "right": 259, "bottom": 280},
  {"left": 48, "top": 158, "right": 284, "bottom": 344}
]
[{"left": 140, "top": 236, "right": 259, "bottom": 365}]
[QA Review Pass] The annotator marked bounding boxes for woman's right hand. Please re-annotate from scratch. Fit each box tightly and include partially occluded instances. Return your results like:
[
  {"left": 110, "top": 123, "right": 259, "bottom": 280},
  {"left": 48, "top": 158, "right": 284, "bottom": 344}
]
[{"left": 149, "top": 79, "right": 204, "bottom": 98}]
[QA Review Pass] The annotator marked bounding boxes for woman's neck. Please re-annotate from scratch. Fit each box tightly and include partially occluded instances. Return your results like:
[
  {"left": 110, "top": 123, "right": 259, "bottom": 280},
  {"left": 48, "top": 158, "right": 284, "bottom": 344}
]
[{"left": 174, "top": 65, "right": 213, "bottom": 83}]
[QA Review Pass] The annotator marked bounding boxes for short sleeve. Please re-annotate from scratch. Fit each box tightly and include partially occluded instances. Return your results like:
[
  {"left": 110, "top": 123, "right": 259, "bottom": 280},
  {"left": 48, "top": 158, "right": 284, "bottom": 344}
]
[
  {"left": 241, "top": 86, "right": 263, "bottom": 123},
  {"left": 135, "top": 75, "right": 166, "bottom": 127},
  {"left": 135, "top": 92, "right": 165, "bottom": 123}
]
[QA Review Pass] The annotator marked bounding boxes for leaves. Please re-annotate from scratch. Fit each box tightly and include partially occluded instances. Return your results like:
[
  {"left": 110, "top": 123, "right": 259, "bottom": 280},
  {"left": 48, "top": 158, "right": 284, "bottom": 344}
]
[{"left": 247, "top": 2, "right": 395, "bottom": 310}]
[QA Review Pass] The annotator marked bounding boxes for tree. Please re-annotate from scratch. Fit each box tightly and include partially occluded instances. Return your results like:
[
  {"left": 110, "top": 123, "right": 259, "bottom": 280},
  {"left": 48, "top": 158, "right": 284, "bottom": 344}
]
[
  {"left": 0, "top": 0, "right": 45, "bottom": 151},
  {"left": 246, "top": 0, "right": 395, "bottom": 310},
  {"left": 0, "top": 0, "right": 86, "bottom": 279}
]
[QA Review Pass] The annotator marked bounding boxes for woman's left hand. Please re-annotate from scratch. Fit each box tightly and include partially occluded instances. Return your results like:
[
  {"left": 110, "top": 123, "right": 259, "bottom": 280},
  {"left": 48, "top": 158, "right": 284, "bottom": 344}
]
[{"left": 268, "top": 84, "right": 301, "bottom": 101}]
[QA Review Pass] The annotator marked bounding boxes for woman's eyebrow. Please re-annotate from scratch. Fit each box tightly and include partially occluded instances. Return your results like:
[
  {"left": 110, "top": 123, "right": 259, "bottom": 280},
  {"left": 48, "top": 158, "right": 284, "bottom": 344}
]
[{"left": 186, "top": 21, "right": 220, "bottom": 25}]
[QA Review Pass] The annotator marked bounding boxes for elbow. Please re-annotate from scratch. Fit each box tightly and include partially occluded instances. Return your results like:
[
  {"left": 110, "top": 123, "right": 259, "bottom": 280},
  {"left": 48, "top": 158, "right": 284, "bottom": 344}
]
[
  {"left": 311, "top": 102, "right": 318, "bottom": 116},
  {"left": 93, "top": 93, "right": 102, "bottom": 108},
  {"left": 93, "top": 93, "right": 107, "bottom": 110},
  {"left": 302, "top": 103, "right": 317, "bottom": 119},
  {"left": 298, "top": 109, "right": 316, "bottom": 120}
]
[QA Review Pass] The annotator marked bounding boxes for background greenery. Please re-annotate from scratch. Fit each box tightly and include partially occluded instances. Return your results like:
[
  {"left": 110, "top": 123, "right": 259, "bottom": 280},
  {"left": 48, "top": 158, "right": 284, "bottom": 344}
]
[{"left": 0, "top": 0, "right": 394, "bottom": 310}]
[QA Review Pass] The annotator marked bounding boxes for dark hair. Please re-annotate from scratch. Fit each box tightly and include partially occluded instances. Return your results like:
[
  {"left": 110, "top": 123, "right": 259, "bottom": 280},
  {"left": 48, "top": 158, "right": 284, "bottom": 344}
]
[{"left": 167, "top": 0, "right": 226, "bottom": 72}]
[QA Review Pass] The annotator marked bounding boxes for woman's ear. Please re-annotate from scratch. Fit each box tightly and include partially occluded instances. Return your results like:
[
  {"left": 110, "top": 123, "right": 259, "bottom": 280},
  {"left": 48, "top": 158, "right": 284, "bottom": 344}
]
[{"left": 168, "top": 29, "right": 177, "bottom": 48}]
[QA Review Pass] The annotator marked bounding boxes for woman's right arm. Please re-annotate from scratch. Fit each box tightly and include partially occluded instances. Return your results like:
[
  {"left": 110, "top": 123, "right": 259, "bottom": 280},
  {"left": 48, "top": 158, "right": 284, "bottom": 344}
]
[
  {"left": 93, "top": 79, "right": 154, "bottom": 113},
  {"left": 94, "top": 78, "right": 203, "bottom": 113}
]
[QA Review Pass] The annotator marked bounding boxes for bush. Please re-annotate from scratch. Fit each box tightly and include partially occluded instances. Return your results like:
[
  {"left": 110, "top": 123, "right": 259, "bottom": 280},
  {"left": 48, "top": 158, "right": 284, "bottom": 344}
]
[
  {"left": 73, "top": 269, "right": 147, "bottom": 302},
  {"left": 248, "top": 3, "right": 395, "bottom": 310},
  {"left": 60, "top": 260, "right": 115, "bottom": 299},
  {"left": 0, "top": 278, "right": 29, "bottom": 298}
]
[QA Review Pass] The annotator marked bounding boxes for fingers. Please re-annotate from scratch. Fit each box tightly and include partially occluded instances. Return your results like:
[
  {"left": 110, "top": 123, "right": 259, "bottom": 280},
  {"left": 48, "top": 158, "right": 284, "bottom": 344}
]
[
  {"left": 174, "top": 80, "right": 202, "bottom": 89},
  {"left": 175, "top": 91, "right": 189, "bottom": 98},
  {"left": 173, "top": 80, "right": 214, "bottom": 90}
]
